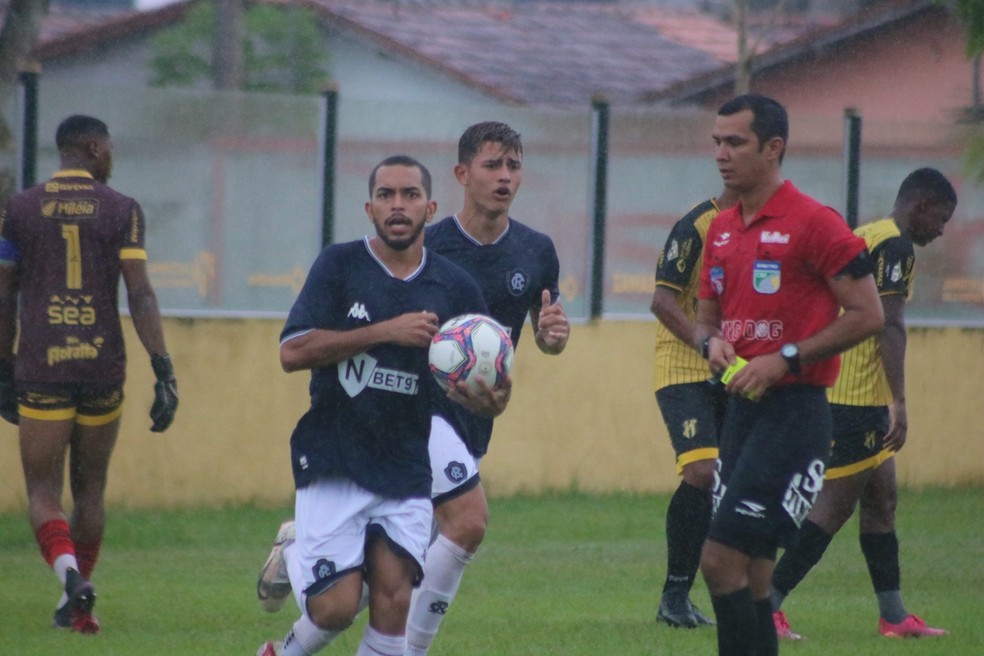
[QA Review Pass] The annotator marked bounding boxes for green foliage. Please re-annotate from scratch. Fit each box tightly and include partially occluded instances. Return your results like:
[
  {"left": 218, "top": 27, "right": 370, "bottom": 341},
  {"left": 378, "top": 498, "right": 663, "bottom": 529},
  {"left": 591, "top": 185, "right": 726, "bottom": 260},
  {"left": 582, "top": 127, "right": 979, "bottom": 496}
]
[
  {"left": 955, "top": 0, "right": 984, "bottom": 58},
  {"left": 149, "top": 2, "right": 328, "bottom": 94},
  {"left": 0, "top": 488, "right": 981, "bottom": 654}
]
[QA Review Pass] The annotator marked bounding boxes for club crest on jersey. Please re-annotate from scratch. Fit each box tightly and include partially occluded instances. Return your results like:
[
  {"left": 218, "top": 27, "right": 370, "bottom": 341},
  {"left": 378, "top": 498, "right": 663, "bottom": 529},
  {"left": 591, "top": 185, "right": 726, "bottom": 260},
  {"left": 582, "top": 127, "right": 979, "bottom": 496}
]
[
  {"left": 507, "top": 270, "right": 528, "bottom": 297},
  {"left": 347, "top": 301, "right": 371, "bottom": 321},
  {"left": 710, "top": 266, "right": 725, "bottom": 295},
  {"left": 752, "top": 261, "right": 781, "bottom": 294},
  {"left": 890, "top": 261, "right": 902, "bottom": 283},
  {"left": 444, "top": 461, "right": 469, "bottom": 484},
  {"left": 338, "top": 353, "right": 419, "bottom": 397}
]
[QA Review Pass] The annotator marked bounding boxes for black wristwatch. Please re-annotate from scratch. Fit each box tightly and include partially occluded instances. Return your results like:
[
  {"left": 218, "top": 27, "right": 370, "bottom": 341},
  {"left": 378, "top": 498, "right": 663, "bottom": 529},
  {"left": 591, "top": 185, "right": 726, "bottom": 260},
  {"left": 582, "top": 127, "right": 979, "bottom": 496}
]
[
  {"left": 701, "top": 336, "right": 713, "bottom": 360},
  {"left": 780, "top": 343, "right": 801, "bottom": 375}
]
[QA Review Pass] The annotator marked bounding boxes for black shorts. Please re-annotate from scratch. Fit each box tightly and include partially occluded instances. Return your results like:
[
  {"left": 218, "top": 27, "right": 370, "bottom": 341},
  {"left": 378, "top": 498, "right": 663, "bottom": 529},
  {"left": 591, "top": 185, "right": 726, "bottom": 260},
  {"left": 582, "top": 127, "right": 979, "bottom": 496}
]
[
  {"left": 17, "top": 381, "right": 124, "bottom": 425},
  {"left": 827, "top": 404, "right": 892, "bottom": 479},
  {"left": 708, "top": 385, "right": 831, "bottom": 558},
  {"left": 655, "top": 382, "right": 726, "bottom": 473}
]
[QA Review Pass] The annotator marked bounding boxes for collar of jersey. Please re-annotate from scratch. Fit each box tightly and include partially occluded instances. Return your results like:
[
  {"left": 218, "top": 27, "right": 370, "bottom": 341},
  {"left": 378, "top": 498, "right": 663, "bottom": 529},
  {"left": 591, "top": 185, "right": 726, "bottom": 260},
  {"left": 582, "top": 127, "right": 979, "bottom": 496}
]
[
  {"left": 362, "top": 236, "right": 427, "bottom": 281},
  {"left": 452, "top": 214, "right": 510, "bottom": 246},
  {"left": 53, "top": 169, "right": 94, "bottom": 179},
  {"left": 732, "top": 179, "right": 797, "bottom": 228}
]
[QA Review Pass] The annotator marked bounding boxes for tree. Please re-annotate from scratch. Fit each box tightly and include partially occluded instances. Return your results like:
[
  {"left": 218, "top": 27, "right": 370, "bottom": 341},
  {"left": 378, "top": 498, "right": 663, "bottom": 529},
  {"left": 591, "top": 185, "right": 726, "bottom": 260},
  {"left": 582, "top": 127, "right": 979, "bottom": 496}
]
[
  {"left": 0, "top": 0, "right": 48, "bottom": 205},
  {"left": 150, "top": 1, "right": 328, "bottom": 94}
]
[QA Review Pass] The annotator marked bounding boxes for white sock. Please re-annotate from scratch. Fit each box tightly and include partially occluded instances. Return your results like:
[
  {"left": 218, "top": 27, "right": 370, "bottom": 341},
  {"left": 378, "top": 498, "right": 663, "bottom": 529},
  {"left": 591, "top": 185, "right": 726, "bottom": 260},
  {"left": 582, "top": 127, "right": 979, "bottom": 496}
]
[
  {"left": 355, "top": 625, "right": 405, "bottom": 656},
  {"left": 281, "top": 614, "right": 340, "bottom": 656},
  {"left": 53, "top": 553, "right": 80, "bottom": 607},
  {"left": 406, "top": 534, "right": 474, "bottom": 655}
]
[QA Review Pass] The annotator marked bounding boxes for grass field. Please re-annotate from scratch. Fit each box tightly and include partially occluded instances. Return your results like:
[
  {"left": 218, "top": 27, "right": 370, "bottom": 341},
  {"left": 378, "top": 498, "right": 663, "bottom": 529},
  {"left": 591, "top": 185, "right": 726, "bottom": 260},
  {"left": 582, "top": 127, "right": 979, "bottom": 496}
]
[{"left": 0, "top": 488, "right": 981, "bottom": 655}]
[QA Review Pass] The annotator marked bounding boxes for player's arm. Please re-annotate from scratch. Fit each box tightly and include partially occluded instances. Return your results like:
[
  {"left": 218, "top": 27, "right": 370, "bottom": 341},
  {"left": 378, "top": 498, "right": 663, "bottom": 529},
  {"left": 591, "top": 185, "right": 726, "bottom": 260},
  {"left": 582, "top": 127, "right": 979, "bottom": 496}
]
[
  {"left": 878, "top": 293, "right": 907, "bottom": 451},
  {"left": 530, "top": 289, "right": 569, "bottom": 355},
  {"left": 650, "top": 285, "right": 696, "bottom": 347},
  {"left": 122, "top": 258, "right": 178, "bottom": 432},
  {"left": 0, "top": 263, "right": 18, "bottom": 362},
  {"left": 280, "top": 311, "right": 440, "bottom": 372}
]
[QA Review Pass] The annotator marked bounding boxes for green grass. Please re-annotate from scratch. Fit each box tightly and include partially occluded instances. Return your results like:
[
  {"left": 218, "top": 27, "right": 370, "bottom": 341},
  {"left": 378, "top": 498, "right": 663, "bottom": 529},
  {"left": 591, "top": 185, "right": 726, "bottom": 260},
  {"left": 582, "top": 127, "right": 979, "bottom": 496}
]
[{"left": 1, "top": 488, "right": 981, "bottom": 655}]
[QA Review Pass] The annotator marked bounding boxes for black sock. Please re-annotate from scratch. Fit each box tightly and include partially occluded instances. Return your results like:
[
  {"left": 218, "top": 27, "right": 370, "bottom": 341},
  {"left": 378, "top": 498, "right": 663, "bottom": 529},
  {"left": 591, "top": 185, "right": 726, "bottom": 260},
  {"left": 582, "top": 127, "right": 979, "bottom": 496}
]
[
  {"left": 663, "top": 481, "right": 711, "bottom": 595},
  {"left": 860, "top": 531, "right": 907, "bottom": 621},
  {"left": 756, "top": 597, "right": 778, "bottom": 656},
  {"left": 711, "top": 587, "right": 757, "bottom": 656},
  {"left": 771, "top": 520, "right": 833, "bottom": 597},
  {"left": 859, "top": 531, "right": 900, "bottom": 592}
]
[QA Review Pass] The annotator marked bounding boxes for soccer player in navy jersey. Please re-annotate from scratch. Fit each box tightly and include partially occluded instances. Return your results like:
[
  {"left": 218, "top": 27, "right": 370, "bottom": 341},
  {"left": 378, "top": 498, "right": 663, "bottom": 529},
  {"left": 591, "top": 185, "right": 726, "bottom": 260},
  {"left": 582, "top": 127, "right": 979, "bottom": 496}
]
[
  {"left": 255, "top": 156, "right": 508, "bottom": 656},
  {"left": 0, "top": 115, "right": 177, "bottom": 634},
  {"left": 406, "top": 121, "right": 570, "bottom": 655},
  {"left": 256, "top": 123, "right": 569, "bottom": 654}
]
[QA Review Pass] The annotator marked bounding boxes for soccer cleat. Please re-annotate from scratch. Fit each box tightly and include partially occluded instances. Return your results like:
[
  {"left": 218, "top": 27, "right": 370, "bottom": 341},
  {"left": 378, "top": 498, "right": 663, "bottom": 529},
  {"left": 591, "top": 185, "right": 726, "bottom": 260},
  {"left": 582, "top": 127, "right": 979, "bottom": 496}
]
[
  {"left": 656, "top": 591, "right": 715, "bottom": 628},
  {"left": 879, "top": 614, "right": 947, "bottom": 638},
  {"left": 773, "top": 610, "right": 803, "bottom": 640},
  {"left": 53, "top": 569, "right": 100, "bottom": 634},
  {"left": 256, "top": 641, "right": 283, "bottom": 656},
  {"left": 257, "top": 520, "right": 295, "bottom": 613}
]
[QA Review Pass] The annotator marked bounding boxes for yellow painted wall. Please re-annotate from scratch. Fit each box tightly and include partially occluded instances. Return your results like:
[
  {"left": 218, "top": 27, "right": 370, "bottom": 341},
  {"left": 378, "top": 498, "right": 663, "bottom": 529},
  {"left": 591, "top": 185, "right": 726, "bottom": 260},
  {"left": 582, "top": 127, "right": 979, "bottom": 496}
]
[{"left": 0, "top": 319, "right": 980, "bottom": 512}]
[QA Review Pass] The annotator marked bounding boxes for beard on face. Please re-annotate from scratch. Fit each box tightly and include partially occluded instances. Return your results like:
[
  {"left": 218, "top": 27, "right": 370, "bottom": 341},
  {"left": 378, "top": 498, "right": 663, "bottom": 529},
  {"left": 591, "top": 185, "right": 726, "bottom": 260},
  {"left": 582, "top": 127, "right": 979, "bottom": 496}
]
[{"left": 374, "top": 215, "right": 425, "bottom": 251}]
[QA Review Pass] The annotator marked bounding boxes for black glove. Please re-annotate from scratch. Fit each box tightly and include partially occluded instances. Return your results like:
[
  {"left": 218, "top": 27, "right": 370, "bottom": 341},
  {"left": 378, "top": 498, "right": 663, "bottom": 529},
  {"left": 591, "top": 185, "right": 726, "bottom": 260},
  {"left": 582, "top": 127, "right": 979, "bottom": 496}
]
[
  {"left": 0, "top": 359, "right": 17, "bottom": 425},
  {"left": 150, "top": 354, "right": 178, "bottom": 432}
]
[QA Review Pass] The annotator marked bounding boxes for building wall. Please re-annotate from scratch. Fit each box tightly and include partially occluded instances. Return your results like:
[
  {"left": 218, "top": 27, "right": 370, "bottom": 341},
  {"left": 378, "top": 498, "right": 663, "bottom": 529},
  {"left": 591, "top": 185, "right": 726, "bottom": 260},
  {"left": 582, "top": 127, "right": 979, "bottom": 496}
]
[
  {"left": 705, "top": 9, "right": 974, "bottom": 124},
  {"left": 0, "top": 318, "right": 980, "bottom": 512}
]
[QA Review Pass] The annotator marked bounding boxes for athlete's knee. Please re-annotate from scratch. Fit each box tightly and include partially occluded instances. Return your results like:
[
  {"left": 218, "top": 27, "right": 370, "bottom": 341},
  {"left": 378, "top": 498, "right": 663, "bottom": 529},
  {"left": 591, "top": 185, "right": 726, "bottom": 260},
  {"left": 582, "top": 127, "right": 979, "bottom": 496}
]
[
  {"left": 306, "top": 593, "right": 360, "bottom": 632},
  {"left": 439, "top": 510, "right": 486, "bottom": 552},
  {"left": 682, "top": 460, "right": 716, "bottom": 491}
]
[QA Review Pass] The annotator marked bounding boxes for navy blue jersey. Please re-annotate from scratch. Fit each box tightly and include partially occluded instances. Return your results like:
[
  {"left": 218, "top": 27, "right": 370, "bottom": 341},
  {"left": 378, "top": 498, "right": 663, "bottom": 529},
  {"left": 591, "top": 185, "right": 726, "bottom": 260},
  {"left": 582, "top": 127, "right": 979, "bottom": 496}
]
[
  {"left": 282, "top": 238, "right": 485, "bottom": 499},
  {"left": 426, "top": 215, "right": 561, "bottom": 456}
]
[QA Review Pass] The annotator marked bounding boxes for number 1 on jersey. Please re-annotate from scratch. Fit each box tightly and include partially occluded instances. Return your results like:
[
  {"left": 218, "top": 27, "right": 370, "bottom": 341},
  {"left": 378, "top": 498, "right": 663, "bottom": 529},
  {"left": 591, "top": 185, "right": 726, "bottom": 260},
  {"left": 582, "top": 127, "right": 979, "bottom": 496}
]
[{"left": 62, "top": 224, "right": 82, "bottom": 289}]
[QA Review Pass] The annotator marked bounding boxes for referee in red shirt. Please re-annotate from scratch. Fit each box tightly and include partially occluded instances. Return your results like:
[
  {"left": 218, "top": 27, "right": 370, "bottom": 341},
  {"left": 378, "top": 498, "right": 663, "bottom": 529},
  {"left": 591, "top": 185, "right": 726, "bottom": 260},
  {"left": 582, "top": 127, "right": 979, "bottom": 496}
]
[{"left": 694, "top": 94, "right": 884, "bottom": 656}]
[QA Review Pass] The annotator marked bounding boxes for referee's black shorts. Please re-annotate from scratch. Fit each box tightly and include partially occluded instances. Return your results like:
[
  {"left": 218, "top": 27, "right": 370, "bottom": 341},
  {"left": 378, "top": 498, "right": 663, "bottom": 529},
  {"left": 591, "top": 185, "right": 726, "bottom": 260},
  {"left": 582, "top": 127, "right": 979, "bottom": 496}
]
[{"left": 708, "top": 384, "right": 831, "bottom": 559}]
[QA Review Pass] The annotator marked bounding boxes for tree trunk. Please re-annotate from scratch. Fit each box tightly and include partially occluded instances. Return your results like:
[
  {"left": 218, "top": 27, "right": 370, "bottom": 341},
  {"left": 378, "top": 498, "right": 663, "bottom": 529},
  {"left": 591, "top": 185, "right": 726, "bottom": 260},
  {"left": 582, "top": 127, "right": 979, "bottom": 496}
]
[{"left": 212, "top": 0, "right": 245, "bottom": 90}]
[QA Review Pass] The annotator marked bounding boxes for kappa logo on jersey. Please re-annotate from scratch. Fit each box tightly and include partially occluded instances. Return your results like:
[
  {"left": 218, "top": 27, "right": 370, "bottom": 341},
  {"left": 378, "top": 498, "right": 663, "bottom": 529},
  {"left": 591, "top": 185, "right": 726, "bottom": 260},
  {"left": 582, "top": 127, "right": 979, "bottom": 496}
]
[
  {"left": 507, "top": 269, "right": 528, "bottom": 297},
  {"left": 753, "top": 260, "right": 781, "bottom": 294},
  {"left": 312, "top": 558, "right": 337, "bottom": 582},
  {"left": 444, "top": 461, "right": 469, "bottom": 484},
  {"left": 338, "top": 353, "right": 419, "bottom": 397},
  {"left": 713, "top": 232, "right": 731, "bottom": 247},
  {"left": 760, "top": 231, "right": 790, "bottom": 244},
  {"left": 347, "top": 302, "right": 371, "bottom": 321}
]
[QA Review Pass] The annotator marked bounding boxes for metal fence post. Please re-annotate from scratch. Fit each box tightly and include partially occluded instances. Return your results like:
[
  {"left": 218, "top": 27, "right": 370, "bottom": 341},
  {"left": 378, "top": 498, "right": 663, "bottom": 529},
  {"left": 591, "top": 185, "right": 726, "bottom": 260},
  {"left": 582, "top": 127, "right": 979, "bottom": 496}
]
[
  {"left": 843, "top": 107, "right": 862, "bottom": 229},
  {"left": 321, "top": 81, "right": 339, "bottom": 248},
  {"left": 589, "top": 95, "right": 609, "bottom": 319},
  {"left": 18, "top": 63, "right": 41, "bottom": 191}
]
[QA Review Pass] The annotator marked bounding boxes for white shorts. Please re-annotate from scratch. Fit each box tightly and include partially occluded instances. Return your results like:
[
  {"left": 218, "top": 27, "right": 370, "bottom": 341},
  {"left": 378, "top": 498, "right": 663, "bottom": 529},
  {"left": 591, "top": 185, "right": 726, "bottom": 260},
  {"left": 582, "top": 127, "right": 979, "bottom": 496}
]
[
  {"left": 290, "top": 477, "right": 432, "bottom": 600},
  {"left": 429, "top": 415, "right": 481, "bottom": 503}
]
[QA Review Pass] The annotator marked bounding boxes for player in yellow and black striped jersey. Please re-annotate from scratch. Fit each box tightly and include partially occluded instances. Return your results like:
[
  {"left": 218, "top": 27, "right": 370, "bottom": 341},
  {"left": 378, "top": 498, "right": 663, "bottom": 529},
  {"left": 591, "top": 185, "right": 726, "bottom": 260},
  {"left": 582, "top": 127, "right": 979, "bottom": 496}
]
[
  {"left": 650, "top": 188, "right": 736, "bottom": 628},
  {"left": 770, "top": 168, "right": 956, "bottom": 639}
]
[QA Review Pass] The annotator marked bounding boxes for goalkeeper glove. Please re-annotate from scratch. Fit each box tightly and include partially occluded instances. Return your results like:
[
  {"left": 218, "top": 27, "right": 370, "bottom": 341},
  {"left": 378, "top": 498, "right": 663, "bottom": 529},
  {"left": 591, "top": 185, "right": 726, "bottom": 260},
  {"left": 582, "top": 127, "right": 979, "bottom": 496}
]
[
  {"left": 0, "top": 359, "right": 17, "bottom": 425},
  {"left": 150, "top": 354, "right": 178, "bottom": 432}
]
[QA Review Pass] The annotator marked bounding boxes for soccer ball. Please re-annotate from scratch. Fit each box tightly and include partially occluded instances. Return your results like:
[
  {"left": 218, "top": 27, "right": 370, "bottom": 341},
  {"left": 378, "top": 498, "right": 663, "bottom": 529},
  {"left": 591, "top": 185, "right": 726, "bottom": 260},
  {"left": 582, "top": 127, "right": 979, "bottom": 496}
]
[{"left": 429, "top": 314, "right": 514, "bottom": 393}]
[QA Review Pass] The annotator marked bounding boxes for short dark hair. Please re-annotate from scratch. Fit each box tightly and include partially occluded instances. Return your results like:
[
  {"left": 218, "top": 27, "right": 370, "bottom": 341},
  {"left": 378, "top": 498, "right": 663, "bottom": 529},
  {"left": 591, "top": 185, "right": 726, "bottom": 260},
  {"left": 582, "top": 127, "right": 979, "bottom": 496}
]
[
  {"left": 896, "top": 167, "right": 957, "bottom": 207},
  {"left": 368, "top": 155, "right": 432, "bottom": 198},
  {"left": 55, "top": 115, "right": 109, "bottom": 151},
  {"left": 458, "top": 121, "right": 523, "bottom": 165},
  {"left": 718, "top": 94, "right": 788, "bottom": 160}
]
